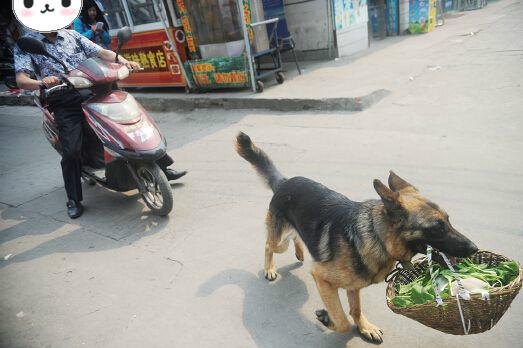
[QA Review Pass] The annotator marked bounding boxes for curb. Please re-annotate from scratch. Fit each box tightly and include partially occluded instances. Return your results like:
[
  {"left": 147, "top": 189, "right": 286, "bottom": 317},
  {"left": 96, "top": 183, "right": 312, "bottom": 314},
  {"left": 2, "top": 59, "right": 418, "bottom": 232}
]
[{"left": 0, "top": 89, "right": 390, "bottom": 112}]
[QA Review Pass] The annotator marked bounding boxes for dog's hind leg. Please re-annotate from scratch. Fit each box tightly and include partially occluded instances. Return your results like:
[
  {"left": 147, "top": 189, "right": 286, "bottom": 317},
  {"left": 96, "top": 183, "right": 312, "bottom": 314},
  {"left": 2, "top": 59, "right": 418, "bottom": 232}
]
[
  {"left": 311, "top": 265, "right": 351, "bottom": 333},
  {"left": 347, "top": 289, "right": 383, "bottom": 343},
  {"left": 294, "top": 238, "right": 305, "bottom": 262},
  {"left": 264, "top": 211, "right": 289, "bottom": 281}
]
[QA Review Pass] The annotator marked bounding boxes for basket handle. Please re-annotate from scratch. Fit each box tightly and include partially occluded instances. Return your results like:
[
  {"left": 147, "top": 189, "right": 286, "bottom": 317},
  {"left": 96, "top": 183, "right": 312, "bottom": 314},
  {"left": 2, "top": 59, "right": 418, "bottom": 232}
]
[
  {"left": 385, "top": 261, "right": 414, "bottom": 283},
  {"left": 385, "top": 262, "right": 402, "bottom": 283},
  {"left": 427, "top": 246, "right": 445, "bottom": 306}
]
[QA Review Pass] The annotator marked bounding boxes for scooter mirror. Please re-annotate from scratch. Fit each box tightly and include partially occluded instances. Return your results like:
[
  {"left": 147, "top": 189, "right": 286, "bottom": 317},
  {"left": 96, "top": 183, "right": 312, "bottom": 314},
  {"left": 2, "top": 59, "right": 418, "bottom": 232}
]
[
  {"left": 117, "top": 27, "right": 132, "bottom": 46},
  {"left": 115, "top": 27, "right": 132, "bottom": 63},
  {"left": 17, "top": 37, "right": 48, "bottom": 56}
]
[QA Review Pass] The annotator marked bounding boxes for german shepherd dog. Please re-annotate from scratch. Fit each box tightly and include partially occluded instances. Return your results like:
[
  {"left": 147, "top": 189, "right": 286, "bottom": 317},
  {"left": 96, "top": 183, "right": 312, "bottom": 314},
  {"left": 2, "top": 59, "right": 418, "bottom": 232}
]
[{"left": 235, "top": 132, "right": 478, "bottom": 343}]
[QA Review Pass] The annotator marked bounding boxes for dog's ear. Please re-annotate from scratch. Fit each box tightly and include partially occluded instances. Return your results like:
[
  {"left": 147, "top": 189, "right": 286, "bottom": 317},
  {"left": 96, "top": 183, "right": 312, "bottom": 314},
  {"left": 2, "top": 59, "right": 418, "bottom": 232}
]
[
  {"left": 373, "top": 179, "right": 401, "bottom": 210},
  {"left": 388, "top": 171, "right": 417, "bottom": 192}
]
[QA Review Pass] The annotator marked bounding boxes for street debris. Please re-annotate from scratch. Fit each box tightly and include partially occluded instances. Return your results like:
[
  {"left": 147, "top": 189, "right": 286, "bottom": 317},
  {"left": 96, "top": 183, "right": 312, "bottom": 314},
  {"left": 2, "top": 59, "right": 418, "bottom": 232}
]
[
  {"left": 428, "top": 65, "right": 442, "bottom": 71},
  {"left": 4, "top": 254, "right": 12, "bottom": 261},
  {"left": 460, "top": 29, "right": 482, "bottom": 37},
  {"left": 16, "top": 311, "right": 25, "bottom": 318}
]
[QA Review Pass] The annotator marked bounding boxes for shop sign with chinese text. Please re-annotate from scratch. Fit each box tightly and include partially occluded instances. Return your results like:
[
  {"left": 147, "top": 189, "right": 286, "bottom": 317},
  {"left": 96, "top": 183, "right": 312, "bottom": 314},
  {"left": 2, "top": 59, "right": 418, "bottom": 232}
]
[
  {"left": 111, "top": 29, "right": 187, "bottom": 87},
  {"left": 185, "top": 56, "right": 250, "bottom": 89}
]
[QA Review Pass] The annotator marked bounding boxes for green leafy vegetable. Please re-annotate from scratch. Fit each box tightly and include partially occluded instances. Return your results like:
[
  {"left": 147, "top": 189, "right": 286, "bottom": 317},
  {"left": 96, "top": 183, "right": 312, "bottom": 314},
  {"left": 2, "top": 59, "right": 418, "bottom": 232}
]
[{"left": 391, "top": 259, "right": 520, "bottom": 308}]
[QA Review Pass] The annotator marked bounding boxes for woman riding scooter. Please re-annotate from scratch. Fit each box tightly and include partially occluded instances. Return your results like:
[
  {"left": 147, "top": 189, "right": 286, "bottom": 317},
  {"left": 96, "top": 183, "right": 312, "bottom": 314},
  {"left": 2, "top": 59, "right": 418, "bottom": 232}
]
[{"left": 15, "top": 28, "right": 186, "bottom": 219}]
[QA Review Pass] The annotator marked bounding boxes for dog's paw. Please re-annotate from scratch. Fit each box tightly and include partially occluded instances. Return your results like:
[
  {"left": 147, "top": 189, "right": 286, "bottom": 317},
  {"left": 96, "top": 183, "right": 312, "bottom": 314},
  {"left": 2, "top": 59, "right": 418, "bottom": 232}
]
[
  {"left": 265, "top": 269, "right": 278, "bottom": 281},
  {"left": 315, "top": 309, "right": 332, "bottom": 328},
  {"left": 315, "top": 309, "right": 351, "bottom": 332},
  {"left": 359, "top": 323, "right": 383, "bottom": 344}
]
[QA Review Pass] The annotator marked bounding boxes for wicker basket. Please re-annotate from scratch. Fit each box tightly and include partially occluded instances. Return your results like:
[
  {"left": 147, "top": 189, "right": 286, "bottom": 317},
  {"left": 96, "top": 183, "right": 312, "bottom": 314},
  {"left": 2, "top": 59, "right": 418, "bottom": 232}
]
[{"left": 386, "top": 250, "right": 522, "bottom": 335}]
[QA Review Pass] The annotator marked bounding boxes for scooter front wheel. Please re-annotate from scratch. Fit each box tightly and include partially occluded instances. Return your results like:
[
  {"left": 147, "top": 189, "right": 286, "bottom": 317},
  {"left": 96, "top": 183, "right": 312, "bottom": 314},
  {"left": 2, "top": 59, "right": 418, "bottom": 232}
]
[{"left": 136, "top": 162, "right": 173, "bottom": 216}]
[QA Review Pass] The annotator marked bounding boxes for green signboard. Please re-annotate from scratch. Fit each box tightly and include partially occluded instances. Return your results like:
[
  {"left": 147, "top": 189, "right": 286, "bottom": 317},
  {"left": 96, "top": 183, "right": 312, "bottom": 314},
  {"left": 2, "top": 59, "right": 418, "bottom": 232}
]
[{"left": 184, "top": 56, "right": 251, "bottom": 90}]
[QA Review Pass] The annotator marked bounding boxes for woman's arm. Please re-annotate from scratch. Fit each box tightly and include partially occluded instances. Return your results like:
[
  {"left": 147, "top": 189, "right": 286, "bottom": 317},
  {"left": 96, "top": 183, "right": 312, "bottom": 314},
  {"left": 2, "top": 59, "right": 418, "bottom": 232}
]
[
  {"left": 97, "top": 49, "right": 140, "bottom": 70},
  {"left": 16, "top": 72, "right": 60, "bottom": 90},
  {"left": 73, "top": 18, "right": 94, "bottom": 40}
]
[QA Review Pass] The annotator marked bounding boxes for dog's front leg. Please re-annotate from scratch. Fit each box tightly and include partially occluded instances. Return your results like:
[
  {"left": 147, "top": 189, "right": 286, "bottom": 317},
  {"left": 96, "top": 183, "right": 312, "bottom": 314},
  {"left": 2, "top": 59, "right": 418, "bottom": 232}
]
[
  {"left": 347, "top": 289, "right": 383, "bottom": 343},
  {"left": 311, "top": 267, "right": 351, "bottom": 333}
]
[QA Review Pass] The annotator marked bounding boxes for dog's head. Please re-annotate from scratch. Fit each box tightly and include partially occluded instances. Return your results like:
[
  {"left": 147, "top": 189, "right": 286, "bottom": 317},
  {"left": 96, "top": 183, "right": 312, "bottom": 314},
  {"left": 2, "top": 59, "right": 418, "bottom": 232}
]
[{"left": 373, "top": 171, "right": 478, "bottom": 258}]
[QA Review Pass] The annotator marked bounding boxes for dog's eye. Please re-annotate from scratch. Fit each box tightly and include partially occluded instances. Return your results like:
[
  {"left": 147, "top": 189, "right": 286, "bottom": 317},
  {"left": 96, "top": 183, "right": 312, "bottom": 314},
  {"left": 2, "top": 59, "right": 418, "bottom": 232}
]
[
  {"left": 62, "top": 0, "right": 71, "bottom": 7},
  {"left": 24, "top": 0, "right": 34, "bottom": 8}
]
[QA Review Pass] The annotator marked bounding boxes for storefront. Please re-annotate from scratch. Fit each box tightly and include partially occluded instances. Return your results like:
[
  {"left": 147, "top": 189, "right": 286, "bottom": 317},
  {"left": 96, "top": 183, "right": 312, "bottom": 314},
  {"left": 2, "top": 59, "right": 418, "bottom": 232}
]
[
  {"left": 367, "top": 0, "right": 438, "bottom": 38},
  {"left": 98, "top": 0, "right": 189, "bottom": 87},
  {"left": 173, "top": 0, "right": 254, "bottom": 90}
]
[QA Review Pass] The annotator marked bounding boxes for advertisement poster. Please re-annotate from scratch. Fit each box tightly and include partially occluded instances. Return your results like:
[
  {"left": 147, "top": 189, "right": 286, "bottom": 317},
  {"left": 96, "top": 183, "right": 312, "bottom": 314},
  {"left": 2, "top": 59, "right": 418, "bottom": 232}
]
[
  {"left": 408, "top": 0, "right": 436, "bottom": 33},
  {"left": 333, "top": 0, "right": 369, "bottom": 30},
  {"left": 333, "top": 0, "right": 368, "bottom": 31}
]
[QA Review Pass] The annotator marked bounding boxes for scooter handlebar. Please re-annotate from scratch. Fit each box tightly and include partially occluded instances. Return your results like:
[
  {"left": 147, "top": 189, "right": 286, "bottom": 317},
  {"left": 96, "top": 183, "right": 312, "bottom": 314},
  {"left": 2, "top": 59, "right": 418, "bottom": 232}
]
[{"left": 45, "top": 83, "right": 68, "bottom": 94}]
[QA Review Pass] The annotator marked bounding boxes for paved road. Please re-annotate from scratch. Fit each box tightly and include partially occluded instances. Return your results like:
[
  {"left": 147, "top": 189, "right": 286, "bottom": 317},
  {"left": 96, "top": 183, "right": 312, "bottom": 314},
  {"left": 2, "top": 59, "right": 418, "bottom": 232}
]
[{"left": 1, "top": 1, "right": 522, "bottom": 347}]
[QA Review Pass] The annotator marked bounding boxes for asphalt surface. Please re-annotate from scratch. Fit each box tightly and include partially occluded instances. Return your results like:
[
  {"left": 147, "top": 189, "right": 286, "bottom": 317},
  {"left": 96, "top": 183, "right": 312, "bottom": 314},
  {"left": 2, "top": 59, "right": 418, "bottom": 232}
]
[{"left": 1, "top": 1, "right": 522, "bottom": 347}]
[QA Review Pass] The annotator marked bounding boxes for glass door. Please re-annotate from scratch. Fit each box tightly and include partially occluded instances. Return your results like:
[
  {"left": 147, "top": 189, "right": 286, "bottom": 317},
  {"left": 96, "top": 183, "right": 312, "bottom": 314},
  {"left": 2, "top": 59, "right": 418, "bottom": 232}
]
[{"left": 184, "top": 0, "right": 245, "bottom": 59}]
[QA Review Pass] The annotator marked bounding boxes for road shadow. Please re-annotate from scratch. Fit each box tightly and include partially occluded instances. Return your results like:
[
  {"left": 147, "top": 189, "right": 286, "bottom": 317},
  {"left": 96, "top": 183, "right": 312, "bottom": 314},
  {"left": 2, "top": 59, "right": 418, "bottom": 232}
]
[
  {"left": 0, "top": 105, "right": 253, "bottom": 270},
  {"left": 198, "top": 263, "right": 358, "bottom": 348},
  {"left": 0, "top": 183, "right": 181, "bottom": 269}
]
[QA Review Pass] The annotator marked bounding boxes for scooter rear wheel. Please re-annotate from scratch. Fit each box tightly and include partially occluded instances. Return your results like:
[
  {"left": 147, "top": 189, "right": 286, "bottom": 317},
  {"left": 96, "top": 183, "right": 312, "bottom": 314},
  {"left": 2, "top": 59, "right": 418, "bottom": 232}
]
[{"left": 136, "top": 163, "right": 173, "bottom": 216}]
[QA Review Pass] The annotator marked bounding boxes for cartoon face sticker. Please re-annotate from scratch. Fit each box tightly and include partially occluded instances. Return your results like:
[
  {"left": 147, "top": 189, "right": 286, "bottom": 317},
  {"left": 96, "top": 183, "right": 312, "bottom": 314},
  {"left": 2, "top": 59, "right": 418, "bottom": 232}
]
[{"left": 13, "top": 0, "right": 83, "bottom": 32}]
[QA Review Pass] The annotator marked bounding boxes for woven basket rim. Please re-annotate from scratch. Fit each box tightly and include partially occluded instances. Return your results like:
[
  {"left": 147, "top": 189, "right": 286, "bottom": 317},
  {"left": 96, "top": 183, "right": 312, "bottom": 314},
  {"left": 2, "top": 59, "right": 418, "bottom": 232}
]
[{"left": 386, "top": 249, "right": 523, "bottom": 311}]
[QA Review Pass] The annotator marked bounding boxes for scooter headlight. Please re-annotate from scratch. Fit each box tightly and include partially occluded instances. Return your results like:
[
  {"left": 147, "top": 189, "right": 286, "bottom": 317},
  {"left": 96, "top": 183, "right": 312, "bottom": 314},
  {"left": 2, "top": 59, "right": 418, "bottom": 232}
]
[
  {"left": 66, "top": 76, "right": 94, "bottom": 89},
  {"left": 88, "top": 94, "right": 141, "bottom": 122},
  {"left": 117, "top": 66, "right": 130, "bottom": 80}
]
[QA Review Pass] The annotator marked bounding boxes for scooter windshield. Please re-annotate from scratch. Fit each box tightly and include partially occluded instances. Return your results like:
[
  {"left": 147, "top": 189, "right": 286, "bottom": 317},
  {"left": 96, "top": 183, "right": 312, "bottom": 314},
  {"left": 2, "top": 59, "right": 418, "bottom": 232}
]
[
  {"left": 78, "top": 58, "right": 119, "bottom": 83},
  {"left": 88, "top": 94, "right": 142, "bottom": 123}
]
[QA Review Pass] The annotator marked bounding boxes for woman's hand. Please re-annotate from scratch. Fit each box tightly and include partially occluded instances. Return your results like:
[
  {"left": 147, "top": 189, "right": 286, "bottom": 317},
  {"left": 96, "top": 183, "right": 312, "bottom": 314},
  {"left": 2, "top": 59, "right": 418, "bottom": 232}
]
[
  {"left": 41, "top": 76, "right": 61, "bottom": 88},
  {"left": 120, "top": 57, "right": 141, "bottom": 71}
]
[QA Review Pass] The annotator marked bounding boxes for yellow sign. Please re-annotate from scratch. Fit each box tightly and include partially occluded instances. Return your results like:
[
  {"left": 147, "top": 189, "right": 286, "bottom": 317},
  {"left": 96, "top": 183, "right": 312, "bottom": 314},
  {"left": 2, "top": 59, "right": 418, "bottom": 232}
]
[{"left": 122, "top": 49, "right": 167, "bottom": 72}]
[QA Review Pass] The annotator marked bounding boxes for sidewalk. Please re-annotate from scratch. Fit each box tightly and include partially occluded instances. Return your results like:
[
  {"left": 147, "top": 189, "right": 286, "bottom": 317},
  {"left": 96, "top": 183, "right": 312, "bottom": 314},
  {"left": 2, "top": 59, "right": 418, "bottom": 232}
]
[{"left": 0, "top": 1, "right": 516, "bottom": 112}]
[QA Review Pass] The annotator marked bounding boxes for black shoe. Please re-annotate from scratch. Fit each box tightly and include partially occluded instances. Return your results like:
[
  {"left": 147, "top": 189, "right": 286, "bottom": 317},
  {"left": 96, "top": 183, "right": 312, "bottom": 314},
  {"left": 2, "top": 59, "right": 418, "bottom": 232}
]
[
  {"left": 164, "top": 169, "right": 187, "bottom": 181},
  {"left": 66, "top": 200, "right": 84, "bottom": 219}
]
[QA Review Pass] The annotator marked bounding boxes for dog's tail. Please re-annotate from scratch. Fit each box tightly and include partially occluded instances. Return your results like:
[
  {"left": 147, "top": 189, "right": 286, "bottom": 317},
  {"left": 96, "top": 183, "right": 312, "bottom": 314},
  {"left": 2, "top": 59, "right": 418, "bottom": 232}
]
[{"left": 235, "top": 132, "right": 286, "bottom": 193}]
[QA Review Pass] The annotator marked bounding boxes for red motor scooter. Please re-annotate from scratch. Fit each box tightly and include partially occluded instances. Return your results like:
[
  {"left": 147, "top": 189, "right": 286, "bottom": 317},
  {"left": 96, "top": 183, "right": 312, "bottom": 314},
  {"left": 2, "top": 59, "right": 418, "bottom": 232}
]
[{"left": 17, "top": 28, "right": 174, "bottom": 216}]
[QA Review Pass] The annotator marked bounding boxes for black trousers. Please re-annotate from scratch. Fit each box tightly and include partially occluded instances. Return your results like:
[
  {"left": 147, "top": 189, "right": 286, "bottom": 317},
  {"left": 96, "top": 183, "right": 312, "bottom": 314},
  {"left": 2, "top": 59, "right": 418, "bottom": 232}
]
[
  {"left": 48, "top": 89, "right": 174, "bottom": 203},
  {"left": 48, "top": 90, "right": 85, "bottom": 202}
]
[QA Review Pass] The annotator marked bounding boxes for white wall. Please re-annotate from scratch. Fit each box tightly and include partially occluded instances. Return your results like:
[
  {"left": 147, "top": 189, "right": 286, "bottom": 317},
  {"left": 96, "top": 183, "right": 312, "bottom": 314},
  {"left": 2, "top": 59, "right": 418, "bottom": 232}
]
[{"left": 336, "top": 22, "right": 369, "bottom": 57}]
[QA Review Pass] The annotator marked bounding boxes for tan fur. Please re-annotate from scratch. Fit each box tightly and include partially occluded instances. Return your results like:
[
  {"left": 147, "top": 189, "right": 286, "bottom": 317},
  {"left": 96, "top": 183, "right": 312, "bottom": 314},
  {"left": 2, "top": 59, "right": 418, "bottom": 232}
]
[
  {"left": 311, "top": 267, "right": 351, "bottom": 333},
  {"left": 264, "top": 211, "right": 303, "bottom": 280}
]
